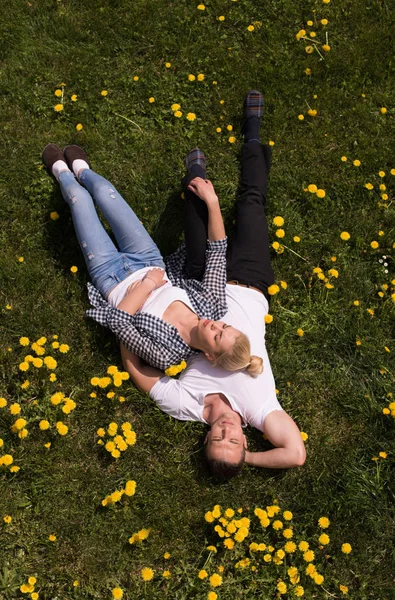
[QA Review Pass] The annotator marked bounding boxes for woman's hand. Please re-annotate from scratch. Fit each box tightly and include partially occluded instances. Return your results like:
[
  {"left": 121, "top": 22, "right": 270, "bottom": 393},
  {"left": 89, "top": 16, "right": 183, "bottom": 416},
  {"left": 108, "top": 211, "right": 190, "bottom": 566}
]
[
  {"left": 142, "top": 268, "right": 167, "bottom": 290},
  {"left": 187, "top": 177, "right": 218, "bottom": 206}
]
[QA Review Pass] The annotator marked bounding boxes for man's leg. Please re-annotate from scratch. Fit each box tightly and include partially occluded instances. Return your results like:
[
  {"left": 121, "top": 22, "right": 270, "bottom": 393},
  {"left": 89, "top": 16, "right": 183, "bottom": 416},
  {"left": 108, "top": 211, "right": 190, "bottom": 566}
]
[
  {"left": 182, "top": 149, "right": 209, "bottom": 280},
  {"left": 226, "top": 140, "right": 275, "bottom": 301}
]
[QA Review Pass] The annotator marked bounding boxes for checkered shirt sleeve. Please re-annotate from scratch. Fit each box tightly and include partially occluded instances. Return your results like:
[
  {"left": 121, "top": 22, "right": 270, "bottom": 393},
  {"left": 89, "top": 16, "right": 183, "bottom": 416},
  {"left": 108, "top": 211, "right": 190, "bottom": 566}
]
[
  {"left": 86, "top": 284, "right": 197, "bottom": 371},
  {"left": 165, "top": 237, "right": 228, "bottom": 320}
]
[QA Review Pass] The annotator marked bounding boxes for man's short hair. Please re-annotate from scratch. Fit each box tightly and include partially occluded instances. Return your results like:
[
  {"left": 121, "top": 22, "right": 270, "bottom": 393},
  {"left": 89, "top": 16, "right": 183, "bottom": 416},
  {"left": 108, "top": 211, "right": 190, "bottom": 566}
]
[{"left": 205, "top": 446, "right": 246, "bottom": 481}]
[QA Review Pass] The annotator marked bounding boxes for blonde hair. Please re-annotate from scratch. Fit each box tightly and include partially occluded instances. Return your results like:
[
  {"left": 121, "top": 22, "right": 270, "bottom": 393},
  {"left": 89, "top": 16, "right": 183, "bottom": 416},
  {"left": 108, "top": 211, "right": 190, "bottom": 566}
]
[{"left": 213, "top": 332, "right": 263, "bottom": 377}]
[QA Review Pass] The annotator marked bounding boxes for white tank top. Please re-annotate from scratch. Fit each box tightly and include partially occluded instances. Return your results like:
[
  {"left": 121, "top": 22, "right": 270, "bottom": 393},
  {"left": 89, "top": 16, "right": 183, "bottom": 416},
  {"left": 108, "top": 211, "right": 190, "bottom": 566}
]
[
  {"left": 107, "top": 268, "right": 194, "bottom": 319},
  {"left": 142, "top": 284, "right": 194, "bottom": 319}
]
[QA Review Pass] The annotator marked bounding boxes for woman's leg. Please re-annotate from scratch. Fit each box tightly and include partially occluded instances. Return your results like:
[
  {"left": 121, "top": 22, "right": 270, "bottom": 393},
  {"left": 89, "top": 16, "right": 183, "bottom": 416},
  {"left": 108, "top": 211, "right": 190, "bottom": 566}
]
[
  {"left": 58, "top": 171, "right": 122, "bottom": 296},
  {"left": 182, "top": 152, "right": 209, "bottom": 280},
  {"left": 79, "top": 169, "right": 164, "bottom": 267},
  {"left": 226, "top": 141, "right": 275, "bottom": 301}
]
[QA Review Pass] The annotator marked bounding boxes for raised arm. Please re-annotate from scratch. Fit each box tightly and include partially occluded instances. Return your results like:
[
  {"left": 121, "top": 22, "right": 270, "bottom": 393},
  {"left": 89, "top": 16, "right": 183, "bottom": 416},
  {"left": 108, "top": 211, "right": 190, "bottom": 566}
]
[
  {"left": 187, "top": 178, "right": 225, "bottom": 241},
  {"left": 245, "top": 411, "right": 306, "bottom": 469},
  {"left": 120, "top": 343, "right": 163, "bottom": 393}
]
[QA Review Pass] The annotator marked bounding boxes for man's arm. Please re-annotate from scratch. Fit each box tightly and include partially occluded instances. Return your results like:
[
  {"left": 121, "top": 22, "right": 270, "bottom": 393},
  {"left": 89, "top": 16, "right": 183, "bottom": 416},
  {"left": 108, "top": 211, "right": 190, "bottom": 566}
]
[
  {"left": 120, "top": 343, "right": 163, "bottom": 393},
  {"left": 245, "top": 411, "right": 306, "bottom": 469}
]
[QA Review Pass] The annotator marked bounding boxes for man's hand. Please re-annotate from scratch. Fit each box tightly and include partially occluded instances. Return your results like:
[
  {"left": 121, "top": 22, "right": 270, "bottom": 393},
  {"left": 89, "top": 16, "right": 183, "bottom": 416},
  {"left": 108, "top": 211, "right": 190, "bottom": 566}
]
[{"left": 188, "top": 177, "right": 218, "bottom": 206}]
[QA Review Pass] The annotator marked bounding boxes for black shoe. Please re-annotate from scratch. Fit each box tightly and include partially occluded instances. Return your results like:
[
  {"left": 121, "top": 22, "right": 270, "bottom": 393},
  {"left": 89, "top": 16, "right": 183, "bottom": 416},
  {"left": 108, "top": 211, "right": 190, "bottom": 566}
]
[
  {"left": 244, "top": 90, "right": 264, "bottom": 118},
  {"left": 63, "top": 145, "right": 90, "bottom": 170},
  {"left": 185, "top": 147, "right": 206, "bottom": 173},
  {"left": 42, "top": 143, "right": 65, "bottom": 176}
]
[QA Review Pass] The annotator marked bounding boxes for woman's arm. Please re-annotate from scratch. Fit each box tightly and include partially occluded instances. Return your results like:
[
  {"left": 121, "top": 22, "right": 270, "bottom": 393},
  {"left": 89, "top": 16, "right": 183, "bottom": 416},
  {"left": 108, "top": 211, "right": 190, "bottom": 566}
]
[
  {"left": 120, "top": 343, "right": 163, "bottom": 393},
  {"left": 117, "top": 268, "right": 166, "bottom": 315},
  {"left": 187, "top": 178, "right": 225, "bottom": 241}
]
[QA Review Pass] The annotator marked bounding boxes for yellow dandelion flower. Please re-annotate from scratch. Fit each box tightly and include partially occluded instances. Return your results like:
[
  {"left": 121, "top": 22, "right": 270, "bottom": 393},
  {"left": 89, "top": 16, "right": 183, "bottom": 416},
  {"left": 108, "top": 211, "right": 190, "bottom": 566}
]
[
  {"left": 318, "top": 516, "right": 330, "bottom": 528},
  {"left": 141, "top": 567, "right": 154, "bottom": 581},
  {"left": 299, "top": 540, "right": 309, "bottom": 551},
  {"left": 339, "top": 584, "right": 349, "bottom": 595},
  {"left": 209, "top": 573, "right": 222, "bottom": 587},
  {"left": 268, "top": 284, "right": 280, "bottom": 296},
  {"left": 340, "top": 231, "right": 350, "bottom": 241},
  {"left": 319, "top": 533, "right": 330, "bottom": 545},
  {"left": 54, "top": 104, "right": 64, "bottom": 112}
]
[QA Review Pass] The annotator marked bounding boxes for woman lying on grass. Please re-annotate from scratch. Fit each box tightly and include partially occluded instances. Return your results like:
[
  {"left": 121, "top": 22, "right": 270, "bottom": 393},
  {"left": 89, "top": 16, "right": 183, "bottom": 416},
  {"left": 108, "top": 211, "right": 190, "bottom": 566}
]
[{"left": 42, "top": 144, "right": 262, "bottom": 376}]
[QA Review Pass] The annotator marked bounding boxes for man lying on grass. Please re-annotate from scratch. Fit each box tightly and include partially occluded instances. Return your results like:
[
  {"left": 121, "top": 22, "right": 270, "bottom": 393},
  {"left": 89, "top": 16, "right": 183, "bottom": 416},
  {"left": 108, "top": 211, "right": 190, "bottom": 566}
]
[{"left": 121, "top": 91, "right": 306, "bottom": 480}]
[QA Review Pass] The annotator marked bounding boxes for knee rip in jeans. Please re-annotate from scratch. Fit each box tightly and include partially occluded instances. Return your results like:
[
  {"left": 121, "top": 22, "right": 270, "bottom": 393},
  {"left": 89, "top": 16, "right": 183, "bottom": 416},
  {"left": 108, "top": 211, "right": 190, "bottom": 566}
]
[
  {"left": 81, "top": 242, "right": 94, "bottom": 260},
  {"left": 70, "top": 195, "right": 77, "bottom": 205}
]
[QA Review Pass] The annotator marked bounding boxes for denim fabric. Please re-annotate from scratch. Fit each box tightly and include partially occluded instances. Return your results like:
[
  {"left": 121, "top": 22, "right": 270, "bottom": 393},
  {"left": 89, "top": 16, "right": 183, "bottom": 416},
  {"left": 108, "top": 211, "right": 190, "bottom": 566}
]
[{"left": 58, "top": 169, "right": 165, "bottom": 297}]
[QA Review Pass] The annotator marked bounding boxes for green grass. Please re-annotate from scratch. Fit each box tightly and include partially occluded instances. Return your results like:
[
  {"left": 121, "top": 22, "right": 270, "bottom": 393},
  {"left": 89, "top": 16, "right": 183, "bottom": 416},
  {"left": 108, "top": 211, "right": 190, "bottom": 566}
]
[{"left": 0, "top": 0, "right": 394, "bottom": 598}]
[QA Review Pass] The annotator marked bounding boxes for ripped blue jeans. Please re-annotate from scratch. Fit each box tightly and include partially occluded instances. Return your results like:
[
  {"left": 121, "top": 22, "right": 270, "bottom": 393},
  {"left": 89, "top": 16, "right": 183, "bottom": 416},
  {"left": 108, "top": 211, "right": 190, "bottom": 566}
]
[{"left": 58, "top": 170, "right": 165, "bottom": 297}]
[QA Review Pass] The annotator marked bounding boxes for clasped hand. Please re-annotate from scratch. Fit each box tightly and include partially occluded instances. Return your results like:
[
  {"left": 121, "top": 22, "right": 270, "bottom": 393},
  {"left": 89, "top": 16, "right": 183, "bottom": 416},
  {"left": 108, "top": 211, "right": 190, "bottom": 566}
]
[
  {"left": 126, "top": 268, "right": 166, "bottom": 297},
  {"left": 187, "top": 177, "right": 218, "bottom": 205}
]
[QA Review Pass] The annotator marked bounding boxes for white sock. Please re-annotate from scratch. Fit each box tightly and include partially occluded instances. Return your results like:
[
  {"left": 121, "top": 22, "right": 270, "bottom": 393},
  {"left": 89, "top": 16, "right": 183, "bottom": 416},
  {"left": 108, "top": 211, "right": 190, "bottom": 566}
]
[
  {"left": 52, "top": 160, "right": 70, "bottom": 181},
  {"left": 72, "top": 159, "right": 90, "bottom": 179}
]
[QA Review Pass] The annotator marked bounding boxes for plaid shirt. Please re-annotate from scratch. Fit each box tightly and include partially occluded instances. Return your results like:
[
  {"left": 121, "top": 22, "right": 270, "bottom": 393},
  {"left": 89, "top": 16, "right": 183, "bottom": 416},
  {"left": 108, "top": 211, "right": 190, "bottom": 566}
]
[{"left": 86, "top": 238, "right": 227, "bottom": 371}]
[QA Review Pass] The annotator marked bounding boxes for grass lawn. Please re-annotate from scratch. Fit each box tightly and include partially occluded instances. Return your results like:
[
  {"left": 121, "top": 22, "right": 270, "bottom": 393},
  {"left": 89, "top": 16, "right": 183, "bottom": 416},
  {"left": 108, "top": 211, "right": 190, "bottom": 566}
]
[{"left": 0, "top": 0, "right": 394, "bottom": 598}]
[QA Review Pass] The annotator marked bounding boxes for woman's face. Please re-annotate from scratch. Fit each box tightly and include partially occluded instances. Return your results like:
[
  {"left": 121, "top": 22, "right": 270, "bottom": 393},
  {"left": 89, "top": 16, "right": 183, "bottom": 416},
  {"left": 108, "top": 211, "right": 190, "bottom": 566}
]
[{"left": 196, "top": 319, "right": 240, "bottom": 360}]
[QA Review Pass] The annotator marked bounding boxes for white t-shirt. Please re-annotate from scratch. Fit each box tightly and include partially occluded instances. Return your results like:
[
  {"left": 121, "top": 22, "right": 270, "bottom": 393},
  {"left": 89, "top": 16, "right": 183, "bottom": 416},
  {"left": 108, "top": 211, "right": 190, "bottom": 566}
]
[
  {"left": 108, "top": 268, "right": 194, "bottom": 318},
  {"left": 150, "top": 284, "right": 283, "bottom": 432}
]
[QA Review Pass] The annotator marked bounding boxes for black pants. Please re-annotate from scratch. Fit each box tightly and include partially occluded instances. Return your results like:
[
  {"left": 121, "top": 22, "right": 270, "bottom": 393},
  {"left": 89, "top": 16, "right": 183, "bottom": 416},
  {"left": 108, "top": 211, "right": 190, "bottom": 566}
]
[{"left": 183, "top": 142, "right": 275, "bottom": 303}]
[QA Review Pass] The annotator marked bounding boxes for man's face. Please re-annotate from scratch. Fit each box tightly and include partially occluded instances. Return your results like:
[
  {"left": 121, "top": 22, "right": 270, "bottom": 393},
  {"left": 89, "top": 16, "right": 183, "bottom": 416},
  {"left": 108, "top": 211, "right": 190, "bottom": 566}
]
[
  {"left": 205, "top": 411, "right": 247, "bottom": 464},
  {"left": 197, "top": 319, "right": 241, "bottom": 361}
]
